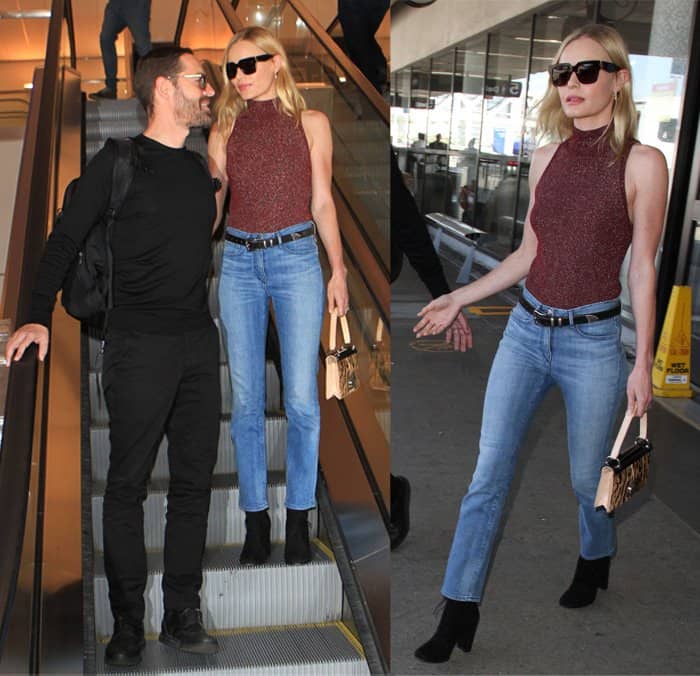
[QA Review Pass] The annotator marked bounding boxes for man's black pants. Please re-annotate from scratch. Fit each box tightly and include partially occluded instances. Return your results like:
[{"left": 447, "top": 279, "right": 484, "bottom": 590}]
[{"left": 101, "top": 323, "right": 220, "bottom": 623}]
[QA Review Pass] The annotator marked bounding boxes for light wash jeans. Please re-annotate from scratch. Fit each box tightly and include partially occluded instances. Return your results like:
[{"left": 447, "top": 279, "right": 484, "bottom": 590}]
[
  {"left": 100, "top": 0, "right": 152, "bottom": 91},
  {"left": 218, "top": 221, "right": 325, "bottom": 512},
  {"left": 441, "top": 287, "right": 627, "bottom": 602}
]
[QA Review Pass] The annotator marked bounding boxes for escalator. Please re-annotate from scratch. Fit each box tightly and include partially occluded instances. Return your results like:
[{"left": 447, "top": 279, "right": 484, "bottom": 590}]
[{"left": 0, "top": 1, "right": 389, "bottom": 674}]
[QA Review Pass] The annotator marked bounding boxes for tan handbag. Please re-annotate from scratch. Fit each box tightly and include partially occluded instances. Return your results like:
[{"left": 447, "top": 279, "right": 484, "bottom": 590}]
[
  {"left": 369, "top": 318, "right": 390, "bottom": 391},
  {"left": 325, "top": 312, "right": 360, "bottom": 400},
  {"left": 594, "top": 412, "right": 651, "bottom": 514}
]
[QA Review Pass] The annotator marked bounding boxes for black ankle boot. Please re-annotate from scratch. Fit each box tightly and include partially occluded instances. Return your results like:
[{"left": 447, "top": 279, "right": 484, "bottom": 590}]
[
  {"left": 240, "top": 509, "right": 271, "bottom": 565},
  {"left": 285, "top": 508, "right": 312, "bottom": 564},
  {"left": 415, "top": 599, "right": 479, "bottom": 663},
  {"left": 559, "top": 555, "right": 610, "bottom": 608}
]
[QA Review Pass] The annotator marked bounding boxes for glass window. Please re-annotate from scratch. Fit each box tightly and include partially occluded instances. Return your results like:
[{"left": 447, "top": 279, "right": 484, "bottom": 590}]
[{"left": 477, "top": 17, "right": 531, "bottom": 258}]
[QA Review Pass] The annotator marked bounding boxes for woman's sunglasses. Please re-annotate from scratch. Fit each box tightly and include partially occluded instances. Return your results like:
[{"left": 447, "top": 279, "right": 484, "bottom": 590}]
[
  {"left": 226, "top": 54, "right": 274, "bottom": 80},
  {"left": 549, "top": 60, "right": 621, "bottom": 87}
]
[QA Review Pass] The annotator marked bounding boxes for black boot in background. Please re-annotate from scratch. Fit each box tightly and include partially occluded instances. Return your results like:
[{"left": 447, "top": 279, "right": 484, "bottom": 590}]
[
  {"left": 414, "top": 598, "right": 480, "bottom": 663},
  {"left": 285, "top": 508, "right": 312, "bottom": 564},
  {"left": 239, "top": 509, "right": 271, "bottom": 565},
  {"left": 390, "top": 474, "right": 411, "bottom": 550},
  {"left": 559, "top": 555, "right": 610, "bottom": 608}
]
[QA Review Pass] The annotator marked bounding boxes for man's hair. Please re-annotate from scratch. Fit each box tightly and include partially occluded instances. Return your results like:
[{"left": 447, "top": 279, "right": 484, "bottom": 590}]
[{"left": 134, "top": 46, "right": 194, "bottom": 116}]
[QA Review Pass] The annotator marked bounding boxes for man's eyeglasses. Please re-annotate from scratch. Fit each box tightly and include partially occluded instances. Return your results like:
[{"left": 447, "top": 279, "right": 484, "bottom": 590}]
[
  {"left": 549, "top": 60, "right": 621, "bottom": 87},
  {"left": 225, "top": 54, "right": 273, "bottom": 80},
  {"left": 169, "top": 73, "right": 208, "bottom": 90}
]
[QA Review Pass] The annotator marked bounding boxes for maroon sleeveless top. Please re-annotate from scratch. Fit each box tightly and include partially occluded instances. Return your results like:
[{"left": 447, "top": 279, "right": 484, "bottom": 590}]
[
  {"left": 226, "top": 98, "right": 312, "bottom": 233},
  {"left": 527, "top": 126, "right": 635, "bottom": 308}
]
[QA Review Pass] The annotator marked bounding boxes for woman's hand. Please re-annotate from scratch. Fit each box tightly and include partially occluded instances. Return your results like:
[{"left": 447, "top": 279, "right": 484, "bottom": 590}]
[
  {"left": 626, "top": 364, "right": 652, "bottom": 415},
  {"left": 413, "top": 293, "right": 461, "bottom": 338},
  {"left": 445, "top": 313, "right": 473, "bottom": 351},
  {"left": 327, "top": 271, "right": 349, "bottom": 316}
]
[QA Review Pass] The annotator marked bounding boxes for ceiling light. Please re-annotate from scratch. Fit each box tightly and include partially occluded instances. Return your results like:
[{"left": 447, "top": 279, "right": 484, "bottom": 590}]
[{"left": 24, "top": 82, "right": 33, "bottom": 89}]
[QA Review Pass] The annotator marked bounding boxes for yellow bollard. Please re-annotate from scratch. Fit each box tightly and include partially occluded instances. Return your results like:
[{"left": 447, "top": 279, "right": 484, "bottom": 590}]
[{"left": 652, "top": 285, "right": 693, "bottom": 398}]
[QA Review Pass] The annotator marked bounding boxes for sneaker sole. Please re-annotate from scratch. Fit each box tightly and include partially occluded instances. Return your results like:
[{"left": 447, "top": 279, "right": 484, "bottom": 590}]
[
  {"left": 105, "top": 644, "right": 144, "bottom": 668},
  {"left": 159, "top": 632, "right": 219, "bottom": 655}
]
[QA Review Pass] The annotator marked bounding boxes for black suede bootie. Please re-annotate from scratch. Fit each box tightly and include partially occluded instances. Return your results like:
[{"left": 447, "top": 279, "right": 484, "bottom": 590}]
[
  {"left": 284, "top": 508, "right": 312, "bottom": 564},
  {"left": 239, "top": 509, "right": 271, "bottom": 565},
  {"left": 414, "top": 599, "right": 480, "bottom": 663},
  {"left": 559, "top": 555, "right": 610, "bottom": 608}
]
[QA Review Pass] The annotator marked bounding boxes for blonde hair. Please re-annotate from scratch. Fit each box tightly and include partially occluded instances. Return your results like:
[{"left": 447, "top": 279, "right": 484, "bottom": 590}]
[
  {"left": 536, "top": 24, "right": 636, "bottom": 158},
  {"left": 215, "top": 26, "right": 306, "bottom": 139}
]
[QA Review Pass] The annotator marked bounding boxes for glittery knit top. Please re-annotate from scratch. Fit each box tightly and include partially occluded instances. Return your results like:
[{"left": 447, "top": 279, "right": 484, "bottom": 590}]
[
  {"left": 226, "top": 98, "right": 312, "bottom": 232},
  {"left": 527, "top": 125, "right": 635, "bottom": 308}
]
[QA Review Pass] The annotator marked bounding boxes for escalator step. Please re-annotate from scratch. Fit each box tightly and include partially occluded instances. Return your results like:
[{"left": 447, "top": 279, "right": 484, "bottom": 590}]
[
  {"left": 88, "top": 362, "right": 282, "bottom": 424},
  {"left": 90, "top": 415, "right": 287, "bottom": 482},
  {"left": 90, "top": 473, "right": 318, "bottom": 552},
  {"left": 94, "top": 623, "right": 368, "bottom": 675},
  {"left": 93, "top": 542, "right": 342, "bottom": 638}
]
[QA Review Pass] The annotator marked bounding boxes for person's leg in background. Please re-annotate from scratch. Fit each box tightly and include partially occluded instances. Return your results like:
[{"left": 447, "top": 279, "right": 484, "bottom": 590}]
[
  {"left": 122, "top": 0, "right": 152, "bottom": 61},
  {"left": 337, "top": 0, "right": 389, "bottom": 93},
  {"left": 94, "top": 0, "right": 126, "bottom": 98}
]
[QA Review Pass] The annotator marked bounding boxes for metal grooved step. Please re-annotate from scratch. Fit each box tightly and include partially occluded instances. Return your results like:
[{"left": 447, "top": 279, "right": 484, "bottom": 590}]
[
  {"left": 88, "top": 361, "right": 281, "bottom": 424},
  {"left": 91, "top": 473, "right": 318, "bottom": 552},
  {"left": 90, "top": 415, "right": 287, "bottom": 482},
  {"left": 95, "top": 624, "right": 369, "bottom": 675},
  {"left": 93, "top": 544, "right": 342, "bottom": 637}
]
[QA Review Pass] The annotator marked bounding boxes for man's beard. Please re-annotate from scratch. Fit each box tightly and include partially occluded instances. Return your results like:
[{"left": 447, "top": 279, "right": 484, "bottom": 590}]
[{"left": 174, "top": 87, "right": 212, "bottom": 127}]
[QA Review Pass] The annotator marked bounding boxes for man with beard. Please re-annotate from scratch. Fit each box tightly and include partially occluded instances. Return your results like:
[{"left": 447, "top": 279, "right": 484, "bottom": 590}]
[{"left": 6, "top": 47, "right": 220, "bottom": 667}]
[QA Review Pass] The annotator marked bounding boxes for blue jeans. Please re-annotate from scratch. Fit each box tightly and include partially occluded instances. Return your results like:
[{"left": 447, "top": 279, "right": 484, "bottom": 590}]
[
  {"left": 441, "top": 287, "right": 627, "bottom": 602},
  {"left": 218, "top": 221, "right": 325, "bottom": 512},
  {"left": 101, "top": 0, "right": 152, "bottom": 90}
]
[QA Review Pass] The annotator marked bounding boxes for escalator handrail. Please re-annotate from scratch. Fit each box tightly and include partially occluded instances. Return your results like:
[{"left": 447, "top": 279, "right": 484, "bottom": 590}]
[
  {"left": 64, "top": 0, "right": 76, "bottom": 68},
  {"left": 0, "top": 0, "right": 68, "bottom": 661},
  {"left": 213, "top": 0, "right": 244, "bottom": 33},
  {"left": 286, "top": 0, "right": 388, "bottom": 126},
  {"left": 174, "top": 0, "right": 190, "bottom": 47}
]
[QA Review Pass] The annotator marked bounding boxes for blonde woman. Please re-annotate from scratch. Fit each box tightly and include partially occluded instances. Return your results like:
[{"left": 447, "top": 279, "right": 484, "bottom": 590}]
[
  {"left": 413, "top": 24, "right": 667, "bottom": 663},
  {"left": 208, "top": 27, "right": 348, "bottom": 566}
]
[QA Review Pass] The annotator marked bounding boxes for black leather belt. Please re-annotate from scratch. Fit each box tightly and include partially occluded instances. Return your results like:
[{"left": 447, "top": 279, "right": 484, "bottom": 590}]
[
  {"left": 519, "top": 297, "right": 621, "bottom": 327},
  {"left": 225, "top": 225, "right": 315, "bottom": 250}
]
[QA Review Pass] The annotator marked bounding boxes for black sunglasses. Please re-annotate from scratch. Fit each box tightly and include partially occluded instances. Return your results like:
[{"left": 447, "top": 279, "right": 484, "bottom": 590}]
[
  {"left": 549, "top": 60, "right": 621, "bottom": 87},
  {"left": 225, "top": 54, "right": 274, "bottom": 80}
]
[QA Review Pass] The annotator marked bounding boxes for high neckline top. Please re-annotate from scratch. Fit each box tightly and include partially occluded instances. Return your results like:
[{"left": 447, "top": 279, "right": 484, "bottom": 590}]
[
  {"left": 526, "top": 127, "right": 636, "bottom": 309},
  {"left": 226, "top": 100, "right": 312, "bottom": 233},
  {"left": 569, "top": 124, "right": 611, "bottom": 148}
]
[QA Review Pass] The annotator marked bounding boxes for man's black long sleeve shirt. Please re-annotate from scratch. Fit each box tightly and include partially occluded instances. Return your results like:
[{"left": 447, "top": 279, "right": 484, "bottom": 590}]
[{"left": 30, "top": 134, "right": 217, "bottom": 334}]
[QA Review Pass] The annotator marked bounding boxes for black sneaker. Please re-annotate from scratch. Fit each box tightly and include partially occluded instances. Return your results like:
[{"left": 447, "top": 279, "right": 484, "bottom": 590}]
[
  {"left": 105, "top": 616, "right": 145, "bottom": 667},
  {"left": 89, "top": 86, "right": 116, "bottom": 100},
  {"left": 159, "top": 608, "right": 219, "bottom": 655}
]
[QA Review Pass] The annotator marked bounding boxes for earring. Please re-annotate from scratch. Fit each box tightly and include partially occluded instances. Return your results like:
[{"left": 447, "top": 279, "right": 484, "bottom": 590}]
[{"left": 274, "top": 71, "right": 278, "bottom": 80}]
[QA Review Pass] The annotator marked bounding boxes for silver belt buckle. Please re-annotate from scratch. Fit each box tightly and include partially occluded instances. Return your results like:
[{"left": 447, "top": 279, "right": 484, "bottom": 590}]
[{"left": 533, "top": 308, "right": 551, "bottom": 326}]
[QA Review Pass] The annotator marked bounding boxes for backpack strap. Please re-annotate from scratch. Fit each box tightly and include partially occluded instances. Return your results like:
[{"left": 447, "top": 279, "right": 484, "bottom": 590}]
[{"left": 101, "top": 138, "right": 138, "bottom": 332}]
